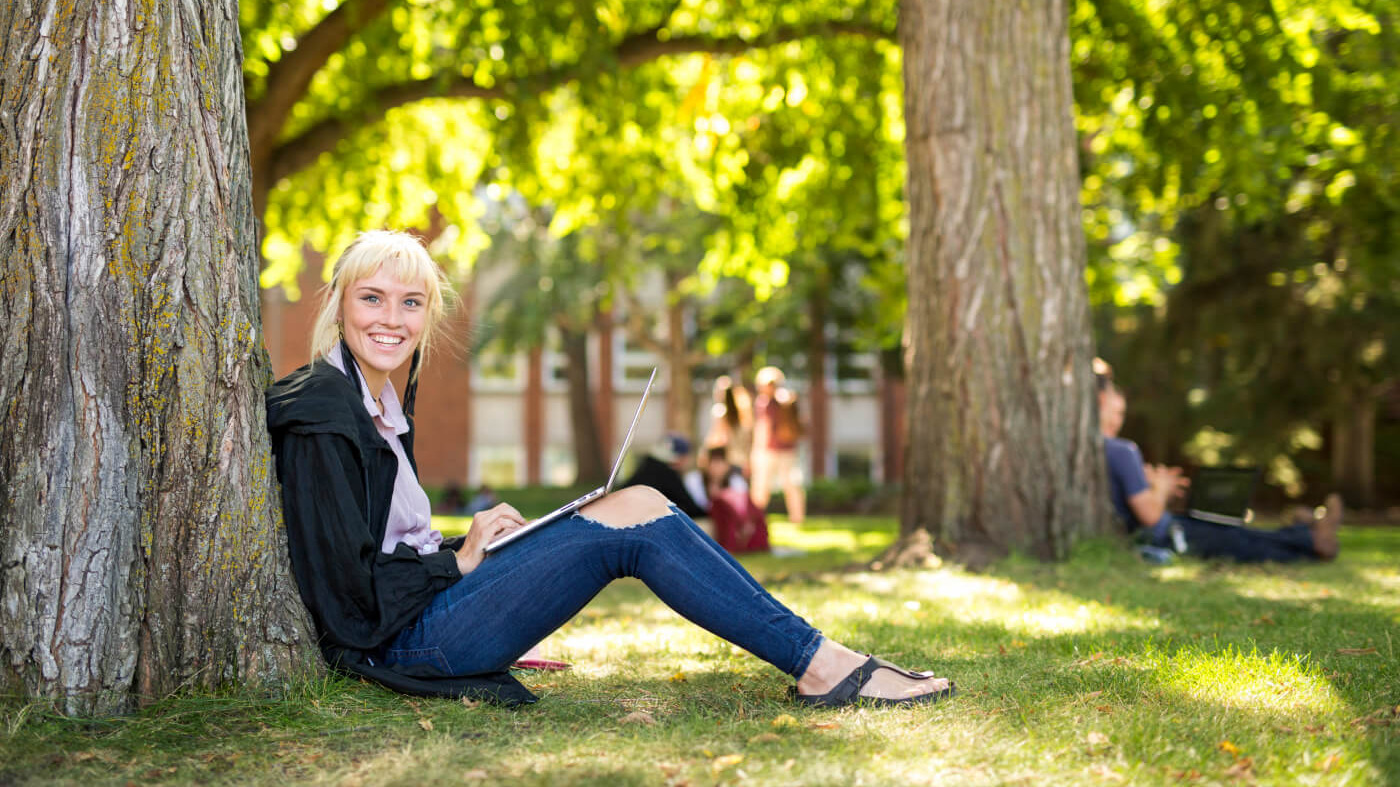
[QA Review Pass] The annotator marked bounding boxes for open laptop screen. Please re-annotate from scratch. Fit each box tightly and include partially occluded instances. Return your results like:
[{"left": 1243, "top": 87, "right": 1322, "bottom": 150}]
[{"left": 1186, "top": 466, "right": 1258, "bottom": 526}]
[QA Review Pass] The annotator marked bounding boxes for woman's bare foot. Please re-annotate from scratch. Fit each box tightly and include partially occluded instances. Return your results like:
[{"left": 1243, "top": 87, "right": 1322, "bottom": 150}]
[{"left": 797, "top": 640, "right": 951, "bottom": 703}]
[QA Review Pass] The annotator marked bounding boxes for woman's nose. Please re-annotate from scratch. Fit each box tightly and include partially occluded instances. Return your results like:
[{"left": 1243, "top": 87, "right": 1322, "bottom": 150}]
[{"left": 382, "top": 302, "right": 403, "bottom": 326}]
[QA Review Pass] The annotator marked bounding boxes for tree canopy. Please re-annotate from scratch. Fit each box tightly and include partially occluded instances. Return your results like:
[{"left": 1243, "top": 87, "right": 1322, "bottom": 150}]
[{"left": 243, "top": 0, "right": 1399, "bottom": 499}]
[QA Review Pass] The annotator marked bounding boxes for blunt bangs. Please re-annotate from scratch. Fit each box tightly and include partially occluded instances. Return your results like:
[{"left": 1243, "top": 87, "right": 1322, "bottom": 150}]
[{"left": 309, "top": 230, "right": 453, "bottom": 368}]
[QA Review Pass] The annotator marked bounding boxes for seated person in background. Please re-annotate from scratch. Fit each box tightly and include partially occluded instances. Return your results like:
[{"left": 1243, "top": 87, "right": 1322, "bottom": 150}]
[
  {"left": 465, "top": 484, "right": 499, "bottom": 515},
  {"left": 1098, "top": 380, "right": 1341, "bottom": 563},
  {"left": 438, "top": 482, "right": 467, "bottom": 515},
  {"left": 620, "top": 433, "right": 707, "bottom": 520},
  {"left": 703, "top": 447, "right": 770, "bottom": 554}
]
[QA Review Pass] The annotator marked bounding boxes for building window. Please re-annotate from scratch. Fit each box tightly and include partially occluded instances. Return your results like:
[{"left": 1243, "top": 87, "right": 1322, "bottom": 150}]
[
  {"left": 474, "top": 352, "right": 522, "bottom": 391},
  {"left": 835, "top": 448, "right": 875, "bottom": 481},
  {"left": 834, "top": 352, "right": 878, "bottom": 394},
  {"left": 614, "top": 333, "right": 661, "bottom": 391},
  {"left": 544, "top": 446, "right": 576, "bottom": 486},
  {"left": 475, "top": 445, "right": 522, "bottom": 487}
]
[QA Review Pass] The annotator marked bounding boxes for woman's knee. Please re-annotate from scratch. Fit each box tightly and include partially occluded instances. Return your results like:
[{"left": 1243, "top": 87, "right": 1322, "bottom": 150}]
[{"left": 581, "top": 486, "right": 673, "bottom": 529}]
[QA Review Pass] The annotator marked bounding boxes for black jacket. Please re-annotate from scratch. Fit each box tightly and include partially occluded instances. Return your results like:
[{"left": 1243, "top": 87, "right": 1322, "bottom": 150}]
[{"left": 266, "top": 359, "right": 534, "bottom": 705}]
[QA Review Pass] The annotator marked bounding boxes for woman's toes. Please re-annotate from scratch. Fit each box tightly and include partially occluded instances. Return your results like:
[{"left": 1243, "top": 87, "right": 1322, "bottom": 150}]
[{"left": 860, "top": 670, "right": 949, "bottom": 700}]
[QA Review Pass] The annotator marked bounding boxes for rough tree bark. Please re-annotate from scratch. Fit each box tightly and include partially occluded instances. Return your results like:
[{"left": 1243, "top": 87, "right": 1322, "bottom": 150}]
[
  {"left": 892, "top": 0, "right": 1108, "bottom": 567},
  {"left": 0, "top": 0, "right": 316, "bottom": 714}
]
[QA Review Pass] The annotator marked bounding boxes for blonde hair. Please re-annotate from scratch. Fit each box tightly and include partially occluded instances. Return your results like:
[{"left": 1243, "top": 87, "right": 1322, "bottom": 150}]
[{"left": 309, "top": 230, "right": 454, "bottom": 373}]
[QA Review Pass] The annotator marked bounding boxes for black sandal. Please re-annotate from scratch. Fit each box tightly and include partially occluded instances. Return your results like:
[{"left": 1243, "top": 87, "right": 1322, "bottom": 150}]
[{"left": 792, "top": 656, "right": 957, "bottom": 708}]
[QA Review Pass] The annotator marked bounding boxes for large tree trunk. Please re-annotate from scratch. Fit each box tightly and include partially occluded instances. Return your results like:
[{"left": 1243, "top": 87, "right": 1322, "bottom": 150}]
[
  {"left": 560, "top": 325, "right": 607, "bottom": 486},
  {"left": 0, "top": 0, "right": 315, "bottom": 714},
  {"left": 1331, "top": 388, "right": 1376, "bottom": 510},
  {"left": 893, "top": 0, "right": 1108, "bottom": 567},
  {"left": 664, "top": 282, "right": 698, "bottom": 440}
]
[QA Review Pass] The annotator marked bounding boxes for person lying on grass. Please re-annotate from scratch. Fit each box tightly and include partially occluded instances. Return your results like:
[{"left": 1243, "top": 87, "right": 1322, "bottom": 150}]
[{"left": 265, "top": 230, "right": 955, "bottom": 708}]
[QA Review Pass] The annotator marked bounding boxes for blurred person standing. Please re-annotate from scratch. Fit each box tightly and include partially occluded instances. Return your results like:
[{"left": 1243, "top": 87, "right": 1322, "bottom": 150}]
[
  {"left": 750, "top": 366, "right": 806, "bottom": 524},
  {"left": 704, "top": 375, "right": 755, "bottom": 476}
]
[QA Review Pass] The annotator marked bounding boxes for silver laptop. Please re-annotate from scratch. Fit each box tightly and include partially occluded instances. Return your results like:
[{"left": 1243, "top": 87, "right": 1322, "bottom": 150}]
[{"left": 484, "top": 368, "right": 657, "bottom": 553}]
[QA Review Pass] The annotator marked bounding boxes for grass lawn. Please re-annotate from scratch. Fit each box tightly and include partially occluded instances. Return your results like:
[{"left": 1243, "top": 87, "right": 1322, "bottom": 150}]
[{"left": 2, "top": 516, "right": 1397, "bottom": 785}]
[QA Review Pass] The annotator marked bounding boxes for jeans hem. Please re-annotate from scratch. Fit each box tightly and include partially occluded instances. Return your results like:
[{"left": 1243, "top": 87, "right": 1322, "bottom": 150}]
[{"left": 788, "top": 632, "right": 824, "bottom": 679}]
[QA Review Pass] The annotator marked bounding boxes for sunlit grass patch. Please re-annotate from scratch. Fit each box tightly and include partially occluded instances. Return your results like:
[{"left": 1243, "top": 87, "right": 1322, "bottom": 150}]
[
  {"left": 1, "top": 519, "right": 1396, "bottom": 785},
  {"left": 1157, "top": 645, "right": 1341, "bottom": 716}
]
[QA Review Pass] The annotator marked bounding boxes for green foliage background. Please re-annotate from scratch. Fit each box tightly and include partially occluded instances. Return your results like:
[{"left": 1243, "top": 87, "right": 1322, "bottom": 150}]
[{"left": 242, "top": 0, "right": 1400, "bottom": 500}]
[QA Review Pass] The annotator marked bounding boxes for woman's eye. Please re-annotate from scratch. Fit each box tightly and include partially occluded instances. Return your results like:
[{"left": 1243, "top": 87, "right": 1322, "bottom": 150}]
[
  {"left": 361, "top": 294, "right": 380, "bottom": 304},
  {"left": 404, "top": 298, "right": 422, "bottom": 308}
]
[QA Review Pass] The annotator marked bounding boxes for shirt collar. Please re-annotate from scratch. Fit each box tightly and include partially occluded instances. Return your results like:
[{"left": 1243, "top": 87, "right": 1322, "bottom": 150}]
[{"left": 326, "top": 345, "right": 410, "bottom": 436}]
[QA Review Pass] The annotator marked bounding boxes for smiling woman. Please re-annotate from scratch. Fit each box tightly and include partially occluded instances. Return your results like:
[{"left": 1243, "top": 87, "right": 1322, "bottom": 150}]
[{"left": 265, "top": 230, "right": 955, "bottom": 708}]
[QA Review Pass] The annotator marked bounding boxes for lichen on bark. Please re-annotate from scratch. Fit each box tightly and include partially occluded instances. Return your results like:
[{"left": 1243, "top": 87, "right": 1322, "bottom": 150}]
[{"left": 0, "top": 0, "right": 315, "bottom": 715}]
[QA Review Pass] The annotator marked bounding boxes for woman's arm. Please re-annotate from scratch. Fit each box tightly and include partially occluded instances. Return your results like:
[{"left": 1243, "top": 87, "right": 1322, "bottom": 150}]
[{"left": 276, "top": 430, "right": 460, "bottom": 650}]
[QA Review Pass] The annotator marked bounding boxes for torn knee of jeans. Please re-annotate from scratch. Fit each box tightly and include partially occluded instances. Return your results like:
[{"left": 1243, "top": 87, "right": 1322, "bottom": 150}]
[{"left": 576, "top": 508, "right": 676, "bottom": 530}]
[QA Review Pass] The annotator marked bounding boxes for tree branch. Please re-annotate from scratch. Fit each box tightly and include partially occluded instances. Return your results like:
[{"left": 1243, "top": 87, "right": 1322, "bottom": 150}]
[
  {"left": 266, "top": 19, "right": 892, "bottom": 186},
  {"left": 270, "top": 76, "right": 506, "bottom": 183},
  {"left": 620, "top": 290, "right": 669, "bottom": 356},
  {"left": 247, "top": 0, "right": 393, "bottom": 158}
]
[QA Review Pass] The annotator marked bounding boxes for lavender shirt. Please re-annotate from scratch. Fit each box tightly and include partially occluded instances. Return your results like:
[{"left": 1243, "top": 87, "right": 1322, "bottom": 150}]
[{"left": 327, "top": 345, "right": 443, "bottom": 556}]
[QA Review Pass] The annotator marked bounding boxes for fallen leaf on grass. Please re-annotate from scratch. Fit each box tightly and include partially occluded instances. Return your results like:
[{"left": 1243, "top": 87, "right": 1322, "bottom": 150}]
[
  {"left": 1223, "top": 757, "right": 1254, "bottom": 780},
  {"left": 809, "top": 721, "right": 842, "bottom": 730},
  {"left": 1096, "top": 705, "right": 1114, "bottom": 714},
  {"left": 621, "top": 711, "right": 656, "bottom": 725},
  {"left": 1086, "top": 731, "right": 1110, "bottom": 749},
  {"left": 1172, "top": 768, "right": 1203, "bottom": 781},
  {"left": 1074, "top": 654, "right": 1105, "bottom": 667},
  {"left": 462, "top": 769, "right": 489, "bottom": 780},
  {"left": 1252, "top": 614, "right": 1275, "bottom": 626},
  {"left": 461, "top": 697, "right": 480, "bottom": 709},
  {"left": 1082, "top": 690, "right": 1105, "bottom": 699},
  {"left": 1089, "top": 764, "right": 1125, "bottom": 781},
  {"left": 1351, "top": 708, "right": 1399, "bottom": 728},
  {"left": 1336, "top": 647, "right": 1378, "bottom": 655},
  {"left": 747, "top": 732, "right": 781, "bottom": 745},
  {"left": 1318, "top": 753, "right": 1342, "bottom": 772},
  {"left": 770, "top": 714, "right": 801, "bottom": 730},
  {"left": 669, "top": 671, "right": 688, "bottom": 683},
  {"left": 711, "top": 754, "right": 744, "bottom": 773},
  {"left": 417, "top": 718, "right": 434, "bottom": 732},
  {"left": 1217, "top": 740, "right": 1241, "bottom": 757}
]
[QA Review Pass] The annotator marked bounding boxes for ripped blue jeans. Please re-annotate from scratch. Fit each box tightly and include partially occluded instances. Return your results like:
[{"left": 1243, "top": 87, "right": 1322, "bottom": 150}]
[{"left": 384, "top": 506, "right": 824, "bottom": 678}]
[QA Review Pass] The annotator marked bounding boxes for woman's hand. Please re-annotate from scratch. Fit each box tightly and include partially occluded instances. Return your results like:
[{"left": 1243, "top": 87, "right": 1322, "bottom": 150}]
[{"left": 456, "top": 503, "right": 527, "bottom": 574}]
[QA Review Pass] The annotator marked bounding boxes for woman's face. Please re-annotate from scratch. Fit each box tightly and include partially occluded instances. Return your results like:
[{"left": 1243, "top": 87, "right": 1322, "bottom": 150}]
[{"left": 339, "top": 266, "right": 429, "bottom": 387}]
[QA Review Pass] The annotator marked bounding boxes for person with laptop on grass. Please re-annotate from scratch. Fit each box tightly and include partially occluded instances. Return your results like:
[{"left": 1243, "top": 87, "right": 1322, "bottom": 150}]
[
  {"left": 265, "top": 230, "right": 954, "bottom": 708},
  {"left": 1095, "top": 370, "right": 1342, "bottom": 563}
]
